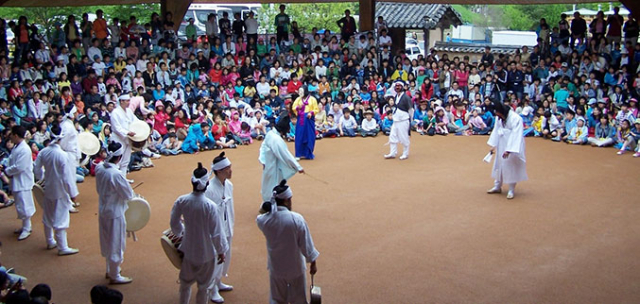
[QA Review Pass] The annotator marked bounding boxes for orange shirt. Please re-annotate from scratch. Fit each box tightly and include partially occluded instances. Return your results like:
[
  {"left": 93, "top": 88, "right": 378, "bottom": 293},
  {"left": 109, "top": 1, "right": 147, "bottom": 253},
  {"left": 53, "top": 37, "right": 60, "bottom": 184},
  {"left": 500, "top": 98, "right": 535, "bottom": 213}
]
[{"left": 94, "top": 18, "right": 108, "bottom": 40}]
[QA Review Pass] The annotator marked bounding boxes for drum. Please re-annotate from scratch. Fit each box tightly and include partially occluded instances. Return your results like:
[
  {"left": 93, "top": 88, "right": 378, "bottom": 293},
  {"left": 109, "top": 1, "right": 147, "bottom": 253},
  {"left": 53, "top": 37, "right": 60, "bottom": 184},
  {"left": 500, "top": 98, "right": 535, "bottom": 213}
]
[
  {"left": 161, "top": 229, "right": 184, "bottom": 270},
  {"left": 128, "top": 120, "right": 151, "bottom": 152},
  {"left": 125, "top": 196, "right": 151, "bottom": 241},
  {"left": 32, "top": 183, "right": 45, "bottom": 208},
  {"left": 78, "top": 132, "right": 101, "bottom": 156}
]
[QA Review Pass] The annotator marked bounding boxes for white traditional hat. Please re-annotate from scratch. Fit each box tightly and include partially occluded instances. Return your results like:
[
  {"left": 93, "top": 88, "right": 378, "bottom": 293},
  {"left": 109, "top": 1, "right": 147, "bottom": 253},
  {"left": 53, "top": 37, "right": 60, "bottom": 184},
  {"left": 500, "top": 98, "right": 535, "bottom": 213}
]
[
  {"left": 77, "top": 132, "right": 101, "bottom": 156},
  {"left": 119, "top": 94, "right": 131, "bottom": 101},
  {"left": 128, "top": 120, "right": 151, "bottom": 142}
]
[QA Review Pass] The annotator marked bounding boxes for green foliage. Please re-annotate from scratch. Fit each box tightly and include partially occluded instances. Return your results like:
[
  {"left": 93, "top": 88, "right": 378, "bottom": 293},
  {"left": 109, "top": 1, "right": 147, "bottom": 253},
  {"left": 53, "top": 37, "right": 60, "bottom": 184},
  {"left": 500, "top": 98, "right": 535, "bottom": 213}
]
[
  {"left": 448, "top": 3, "right": 612, "bottom": 31},
  {"left": 259, "top": 3, "right": 358, "bottom": 34},
  {"left": 0, "top": 4, "right": 159, "bottom": 35}
]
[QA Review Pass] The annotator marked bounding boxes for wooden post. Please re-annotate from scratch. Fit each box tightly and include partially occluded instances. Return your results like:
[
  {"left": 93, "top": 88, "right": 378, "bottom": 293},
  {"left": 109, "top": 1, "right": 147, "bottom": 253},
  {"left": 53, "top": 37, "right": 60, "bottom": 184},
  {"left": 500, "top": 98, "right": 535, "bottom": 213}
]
[
  {"left": 423, "top": 28, "right": 430, "bottom": 56},
  {"left": 620, "top": 0, "right": 639, "bottom": 18},
  {"left": 359, "top": 0, "right": 375, "bottom": 32},
  {"left": 161, "top": 0, "right": 193, "bottom": 30}
]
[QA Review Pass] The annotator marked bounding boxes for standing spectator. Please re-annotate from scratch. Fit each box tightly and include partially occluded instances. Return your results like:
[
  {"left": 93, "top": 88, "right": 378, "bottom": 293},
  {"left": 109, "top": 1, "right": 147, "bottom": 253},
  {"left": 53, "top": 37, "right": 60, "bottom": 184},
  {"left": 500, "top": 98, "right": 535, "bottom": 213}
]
[
  {"left": 94, "top": 10, "right": 109, "bottom": 42},
  {"left": 205, "top": 13, "right": 218, "bottom": 42},
  {"left": 590, "top": 11, "right": 607, "bottom": 44},
  {"left": 571, "top": 11, "right": 587, "bottom": 47},
  {"left": 80, "top": 13, "right": 93, "bottom": 51},
  {"left": 605, "top": 7, "right": 624, "bottom": 46},
  {"left": 218, "top": 12, "right": 232, "bottom": 43},
  {"left": 558, "top": 13, "right": 571, "bottom": 45},
  {"left": 375, "top": 16, "right": 388, "bottom": 36},
  {"left": 245, "top": 11, "right": 259, "bottom": 45},
  {"left": 623, "top": 14, "right": 639, "bottom": 48},
  {"left": 274, "top": 5, "right": 290, "bottom": 45},
  {"left": 337, "top": 9, "right": 357, "bottom": 41},
  {"left": 232, "top": 13, "right": 244, "bottom": 42},
  {"left": 64, "top": 15, "right": 80, "bottom": 48}
]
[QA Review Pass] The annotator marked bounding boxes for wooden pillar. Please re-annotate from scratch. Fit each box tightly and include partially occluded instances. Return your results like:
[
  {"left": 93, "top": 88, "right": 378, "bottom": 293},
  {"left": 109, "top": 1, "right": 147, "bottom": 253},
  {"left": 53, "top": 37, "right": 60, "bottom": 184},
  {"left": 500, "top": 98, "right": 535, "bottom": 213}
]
[
  {"left": 388, "top": 28, "right": 405, "bottom": 56},
  {"left": 161, "top": 0, "right": 193, "bottom": 30},
  {"left": 423, "top": 28, "right": 430, "bottom": 56},
  {"left": 620, "top": 0, "right": 639, "bottom": 18},
  {"left": 359, "top": 0, "right": 375, "bottom": 32}
]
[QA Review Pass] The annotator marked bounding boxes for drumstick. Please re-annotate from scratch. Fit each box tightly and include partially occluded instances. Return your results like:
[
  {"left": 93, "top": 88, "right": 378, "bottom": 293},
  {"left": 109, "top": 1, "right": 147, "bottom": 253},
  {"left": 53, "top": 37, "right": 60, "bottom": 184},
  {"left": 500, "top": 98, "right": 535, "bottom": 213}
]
[
  {"left": 304, "top": 172, "right": 329, "bottom": 185},
  {"left": 132, "top": 182, "right": 144, "bottom": 190}
]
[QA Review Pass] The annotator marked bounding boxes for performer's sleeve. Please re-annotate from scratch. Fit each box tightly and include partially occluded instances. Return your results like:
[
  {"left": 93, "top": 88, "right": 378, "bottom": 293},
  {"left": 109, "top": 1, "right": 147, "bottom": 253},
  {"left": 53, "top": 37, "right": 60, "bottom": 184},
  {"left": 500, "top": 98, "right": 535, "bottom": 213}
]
[
  {"left": 296, "top": 216, "right": 319, "bottom": 263},
  {"left": 487, "top": 119, "right": 500, "bottom": 148},
  {"left": 116, "top": 174, "right": 135, "bottom": 202},
  {"left": 275, "top": 138, "right": 303, "bottom": 171},
  {"left": 310, "top": 98, "right": 320, "bottom": 115},
  {"left": 506, "top": 116, "right": 524, "bottom": 154},
  {"left": 111, "top": 112, "right": 129, "bottom": 138},
  {"left": 170, "top": 199, "right": 184, "bottom": 236},
  {"left": 5, "top": 147, "right": 29, "bottom": 177},
  {"left": 59, "top": 156, "right": 79, "bottom": 198},
  {"left": 210, "top": 205, "right": 229, "bottom": 254}
]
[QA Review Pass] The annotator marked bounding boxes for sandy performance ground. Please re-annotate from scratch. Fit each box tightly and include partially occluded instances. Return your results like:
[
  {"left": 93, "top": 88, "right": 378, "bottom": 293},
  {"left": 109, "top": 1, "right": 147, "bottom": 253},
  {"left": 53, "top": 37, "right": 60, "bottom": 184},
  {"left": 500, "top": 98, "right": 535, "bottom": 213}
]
[{"left": 1, "top": 135, "right": 640, "bottom": 304}]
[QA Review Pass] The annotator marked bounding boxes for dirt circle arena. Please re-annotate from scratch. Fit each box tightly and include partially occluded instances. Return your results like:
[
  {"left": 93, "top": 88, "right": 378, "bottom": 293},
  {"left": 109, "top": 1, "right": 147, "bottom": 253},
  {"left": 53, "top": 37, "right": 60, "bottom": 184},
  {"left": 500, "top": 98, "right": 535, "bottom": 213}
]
[{"left": 1, "top": 135, "right": 639, "bottom": 303}]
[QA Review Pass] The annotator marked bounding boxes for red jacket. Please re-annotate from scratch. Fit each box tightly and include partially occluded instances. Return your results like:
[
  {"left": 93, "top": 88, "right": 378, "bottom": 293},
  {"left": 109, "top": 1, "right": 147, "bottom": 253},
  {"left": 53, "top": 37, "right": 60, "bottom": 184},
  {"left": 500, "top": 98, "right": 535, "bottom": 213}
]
[{"left": 287, "top": 80, "right": 302, "bottom": 94}]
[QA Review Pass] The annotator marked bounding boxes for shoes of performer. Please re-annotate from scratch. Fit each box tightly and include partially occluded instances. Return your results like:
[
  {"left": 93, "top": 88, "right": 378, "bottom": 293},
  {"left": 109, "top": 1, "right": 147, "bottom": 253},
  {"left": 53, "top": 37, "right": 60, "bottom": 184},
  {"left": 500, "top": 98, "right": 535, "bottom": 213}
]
[
  {"left": 218, "top": 282, "right": 233, "bottom": 292},
  {"left": 399, "top": 155, "right": 408, "bottom": 160},
  {"left": 384, "top": 154, "right": 396, "bottom": 159},
  {"left": 487, "top": 187, "right": 502, "bottom": 194},
  {"left": 72, "top": 201, "right": 80, "bottom": 207},
  {"left": 295, "top": 157, "right": 301, "bottom": 161},
  {"left": 69, "top": 207, "right": 79, "bottom": 213},
  {"left": 110, "top": 276, "right": 133, "bottom": 285},
  {"left": 634, "top": 152, "right": 640, "bottom": 158},
  {"left": 506, "top": 191, "right": 515, "bottom": 199},
  {"left": 46, "top": 242, "right": 57, "bottom": 250},
  {"left": 127, "top": 179, "right": 134, "bottom": 184},
  {"left": 152, "top": 153, "right": 161, "bottom": 159},
  {"left": 17, "top": 230, "right": 31, "bottom": 241},
  {"left": 210, "top": 291, "right": 225, "bottom": 303},
  {"left": 13, "top": 228, "right": 22, "bottom": 234},
  {"left": 58, "top": 248, "right": 80, "bottom": 256}
]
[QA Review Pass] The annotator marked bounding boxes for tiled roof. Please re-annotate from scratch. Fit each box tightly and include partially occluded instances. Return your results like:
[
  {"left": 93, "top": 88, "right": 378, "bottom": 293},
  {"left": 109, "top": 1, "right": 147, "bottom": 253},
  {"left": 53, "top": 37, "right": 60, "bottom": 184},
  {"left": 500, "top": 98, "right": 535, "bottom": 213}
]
[
  {"left": 433, "top": 42, "right": 521, "bottom": 55},
  {"left": 375, "top": 2, "right": 463, "bottom": 30}
]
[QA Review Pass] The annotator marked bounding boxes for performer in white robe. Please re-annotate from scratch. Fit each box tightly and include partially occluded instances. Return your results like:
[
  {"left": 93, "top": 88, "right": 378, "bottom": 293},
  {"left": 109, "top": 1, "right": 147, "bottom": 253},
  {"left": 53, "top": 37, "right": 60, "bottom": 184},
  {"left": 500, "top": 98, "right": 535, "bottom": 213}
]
[
  {"left": 34, "top": 124, "right": 79, "bottom": 256},
  {"left": 257, "top": 180, "right": 319, "bottom": 304},
  {"left": 110, "top": 94, "right": 137, "bottom": 182},
  {"left": 206, "top": 152, "right": 235, "bottom": 303},
  {"left": 385, "top": 81, "right": 414, "bottom": 160},
  {"left": 3, "top": 126, "right": 35, "bottom": 241},
  {"left": 59, "top": 103, "right": 81, "bottom": 210},
  {"left": 171, "top": 163, "right": 228, "bottom": 304},
  {"left": 487, "top": 103, "right": 528, "bottom": 199},
  {"left": 95, "top": 141, "right": 135, "bottom": 284},
  {"left": 259, "top": 114, "right": 304, "bottom": 203}
]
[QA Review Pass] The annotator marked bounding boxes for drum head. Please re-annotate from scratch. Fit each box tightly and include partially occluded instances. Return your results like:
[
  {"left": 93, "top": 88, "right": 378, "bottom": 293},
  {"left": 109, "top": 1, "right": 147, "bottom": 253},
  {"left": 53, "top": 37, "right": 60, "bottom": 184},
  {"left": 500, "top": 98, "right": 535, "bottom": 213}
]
[
  {"left": 78, "top": 132, "right": 101, "bottom": 156},
  {"left": 32, "top": 183, "right": 45, "bottom": 208},
  {"left": 128, "top": 120, "right": 150, "bottom": 142},
  {"left": 125, "top": 197, "right": 151, "bottom": 232},
  {"left": 161, "top": 235, "right": 182, "bottom": 270}
]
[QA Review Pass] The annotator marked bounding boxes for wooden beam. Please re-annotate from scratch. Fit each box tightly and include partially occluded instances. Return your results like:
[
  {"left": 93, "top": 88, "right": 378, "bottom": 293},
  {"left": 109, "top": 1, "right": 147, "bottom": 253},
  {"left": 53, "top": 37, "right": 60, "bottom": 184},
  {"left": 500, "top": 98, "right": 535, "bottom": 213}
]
[{"left": 359, "top": 0, "right": 375, "bottom": 32}]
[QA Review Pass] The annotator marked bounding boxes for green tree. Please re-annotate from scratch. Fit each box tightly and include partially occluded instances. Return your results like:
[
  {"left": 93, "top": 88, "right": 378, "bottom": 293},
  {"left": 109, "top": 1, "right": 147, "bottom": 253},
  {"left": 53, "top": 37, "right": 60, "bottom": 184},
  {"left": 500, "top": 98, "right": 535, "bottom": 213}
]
[{"left": 259, "top": 3, "right": 358, "bottom": 34}]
